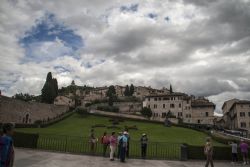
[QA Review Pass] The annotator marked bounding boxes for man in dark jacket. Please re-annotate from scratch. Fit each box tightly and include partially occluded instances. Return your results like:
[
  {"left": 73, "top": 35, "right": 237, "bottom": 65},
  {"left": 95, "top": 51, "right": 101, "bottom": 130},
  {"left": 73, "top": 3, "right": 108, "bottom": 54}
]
[{"left": 140, "top": 133, "right": 148, "bottom": 159}]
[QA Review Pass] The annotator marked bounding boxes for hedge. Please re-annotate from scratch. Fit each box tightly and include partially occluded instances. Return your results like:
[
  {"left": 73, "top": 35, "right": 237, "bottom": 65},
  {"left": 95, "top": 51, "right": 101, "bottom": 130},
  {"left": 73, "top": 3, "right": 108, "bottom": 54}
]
[
  {"left": 13, "top": 132, "right": 39, "bottom": 148},
  {"left": 187, "top": 144, "right": 250, "bottom": 160},
  {"left": 96, "top": 106, "right": 119, "bottom": 113}
]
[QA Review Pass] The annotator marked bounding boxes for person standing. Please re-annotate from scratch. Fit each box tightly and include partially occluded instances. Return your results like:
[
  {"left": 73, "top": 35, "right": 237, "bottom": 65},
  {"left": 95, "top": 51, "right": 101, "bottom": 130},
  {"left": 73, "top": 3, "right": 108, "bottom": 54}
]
[
  {"left": 0, "top": 123, "right": 15, "bottom": 167},
  {"left": 117, "top": 132, "right": 122, "bottom": 159},
  {"left": 120, "top": 131, "right": 128, "bottom": 163},
  {"left": 229, "top": 140, "right": 238, "bottom": 164},
  {"left": 204, "top": 138, "right": 214, "bottom": 167},
  {"left": 109, "top": 132, "right": 117, "bottom": 161},
  {"left": 140, "top": 133, "right": 148, "bottom": 159},
  {"left": 240, "top": 139, "right": 249, "bottom": 165},
  {"left": 89, "top": 133, "right": 98, "bottom": 154},
  {"left": 100, "top": 132, "right": 109, "bottom": 157}
]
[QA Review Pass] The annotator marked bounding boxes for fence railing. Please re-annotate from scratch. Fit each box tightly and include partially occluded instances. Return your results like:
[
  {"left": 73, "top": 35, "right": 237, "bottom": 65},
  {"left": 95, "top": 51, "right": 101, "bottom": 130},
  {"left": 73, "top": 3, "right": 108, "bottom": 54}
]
[{"left": 14, "top": 133, "right": 181, "bottom": 160}]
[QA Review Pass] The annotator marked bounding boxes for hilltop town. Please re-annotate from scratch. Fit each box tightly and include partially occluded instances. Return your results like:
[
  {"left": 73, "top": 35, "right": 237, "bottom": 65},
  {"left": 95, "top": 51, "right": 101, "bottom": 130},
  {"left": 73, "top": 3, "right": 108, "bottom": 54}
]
[{"left": 1, "top": 73, "right": 250, "bottom": 137}]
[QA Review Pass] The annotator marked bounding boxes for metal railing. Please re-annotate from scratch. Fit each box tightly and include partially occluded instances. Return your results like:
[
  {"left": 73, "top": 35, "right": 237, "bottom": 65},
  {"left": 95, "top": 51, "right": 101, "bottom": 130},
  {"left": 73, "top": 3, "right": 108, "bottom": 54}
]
[{"left": 25, "top": 134, "right": 181, "bottom": 160}]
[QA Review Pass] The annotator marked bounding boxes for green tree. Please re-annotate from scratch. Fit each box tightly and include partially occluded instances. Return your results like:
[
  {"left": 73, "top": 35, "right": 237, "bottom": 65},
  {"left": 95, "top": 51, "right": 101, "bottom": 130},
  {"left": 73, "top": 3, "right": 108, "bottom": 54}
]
[
  {"left": 140, "top": 107, "right": 152, "bottom": 118},
  {"left": 13, "top": 93, "right": 35, "bottom": 102},
  {"left": 53, "top": 78, "right": 58, "bottom": 96},
  {"left": 129, "top": 84, "right": 135, "bottom": 96},
  {"left": 124, "top": 85, "right": 130, "bottom": 96},
  {"left": 41, "top": 72, "right": 58, "bottom": 104},
  {"left": 170, "top": 84, "right": 173, "bottom": 94},
  {"left": 106, "top": 85, "right": 116, "bottom": 106}
]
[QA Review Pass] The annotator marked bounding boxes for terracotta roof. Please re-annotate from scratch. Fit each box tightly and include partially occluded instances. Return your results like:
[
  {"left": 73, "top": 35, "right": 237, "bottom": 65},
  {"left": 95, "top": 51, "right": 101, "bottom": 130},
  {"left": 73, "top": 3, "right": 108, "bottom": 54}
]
[
  {"left": 145, "top": 92, "right": 188, "bottom": 98},
  {"left": 191, "top": 100, "right": 215, "bottom": 108},
  {"left": 229, "top": 100, "right": 250, "bottom": 111},
  {"left": 222, "top": 98, "right": 239, "bottom": 110}
]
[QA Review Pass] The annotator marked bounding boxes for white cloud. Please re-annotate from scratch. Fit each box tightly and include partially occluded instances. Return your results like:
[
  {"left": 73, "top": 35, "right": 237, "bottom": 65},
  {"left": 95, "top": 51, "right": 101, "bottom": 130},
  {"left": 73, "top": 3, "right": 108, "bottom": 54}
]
[{"left": 0, "top": 0, "right": 250, "bottom": 114}]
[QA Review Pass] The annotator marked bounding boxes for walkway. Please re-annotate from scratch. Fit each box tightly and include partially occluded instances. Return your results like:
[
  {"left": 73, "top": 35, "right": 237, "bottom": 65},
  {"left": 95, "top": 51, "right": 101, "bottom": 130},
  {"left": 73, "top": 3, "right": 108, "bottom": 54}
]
[{"left": 15, "top": 148, "right": 233, "bottom": 167}]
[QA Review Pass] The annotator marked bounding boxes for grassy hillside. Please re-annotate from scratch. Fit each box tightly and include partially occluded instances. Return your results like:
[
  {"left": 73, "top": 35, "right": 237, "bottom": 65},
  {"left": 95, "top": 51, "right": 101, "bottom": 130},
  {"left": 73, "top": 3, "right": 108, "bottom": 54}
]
[{"left": 17, "top": 113, "right": 223, "bottom": 146}]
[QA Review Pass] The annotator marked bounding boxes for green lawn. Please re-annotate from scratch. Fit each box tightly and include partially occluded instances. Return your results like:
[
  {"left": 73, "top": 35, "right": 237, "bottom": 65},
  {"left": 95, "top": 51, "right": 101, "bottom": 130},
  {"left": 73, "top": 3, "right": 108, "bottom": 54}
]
[{"left": 17, "top": 113, "right": 223, "bottom": 146}]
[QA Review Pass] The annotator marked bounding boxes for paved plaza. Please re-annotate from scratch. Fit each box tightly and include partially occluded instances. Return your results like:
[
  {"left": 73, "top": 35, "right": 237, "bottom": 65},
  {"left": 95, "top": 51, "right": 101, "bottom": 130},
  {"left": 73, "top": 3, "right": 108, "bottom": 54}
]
[{"left": 14, "top": 148, "right": 237, "bottom": 167}]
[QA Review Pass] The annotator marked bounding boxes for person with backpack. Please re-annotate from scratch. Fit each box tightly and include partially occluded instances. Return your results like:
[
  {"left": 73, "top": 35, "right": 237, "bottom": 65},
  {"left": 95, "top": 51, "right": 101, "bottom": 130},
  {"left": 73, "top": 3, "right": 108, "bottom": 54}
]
[
  {"left": 120, "top": 131, "right": 128, "bottom": 163},
  {"left": 125, "top": 131, "right": 130, "bottom": 158},
  {"left": 0, "top": 123, "right": 15, "bottom": 167},
  {"left": 117, "top": 132, "right": 122, "bottom": 159},
  {"left": 109, "top": 132, "right": 117, "bottom": 161},
  {"left": 140, "top": 133, "right": 148, "bottom": 159},
  {"left": 100, "top": 132, "right": 109, "bottom": 157},
  {"left": 204, "top": 137, "right": 214, "bottom": 167}
]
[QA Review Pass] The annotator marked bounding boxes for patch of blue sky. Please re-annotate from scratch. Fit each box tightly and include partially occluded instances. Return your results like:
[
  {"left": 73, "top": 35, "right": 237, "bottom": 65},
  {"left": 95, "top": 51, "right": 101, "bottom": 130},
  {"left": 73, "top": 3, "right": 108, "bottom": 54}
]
[
  {"left": 54, "top": 65, "right": 72, "bottom": 73},
  {"left": 120, "top": 4, "right": 139, "bottom": 13},
  {"left": 19, "top": 13, "right": 83, "bottom": 62},
  {"left": 148, "top": 13, "right": 158, "bottom": 19}
]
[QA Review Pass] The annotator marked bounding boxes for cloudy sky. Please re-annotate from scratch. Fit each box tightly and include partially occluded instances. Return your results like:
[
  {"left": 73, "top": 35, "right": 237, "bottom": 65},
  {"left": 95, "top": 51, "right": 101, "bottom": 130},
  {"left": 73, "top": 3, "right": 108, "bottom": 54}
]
[{"left": 0, "top": 0, "right": 250, "bottom": 114}]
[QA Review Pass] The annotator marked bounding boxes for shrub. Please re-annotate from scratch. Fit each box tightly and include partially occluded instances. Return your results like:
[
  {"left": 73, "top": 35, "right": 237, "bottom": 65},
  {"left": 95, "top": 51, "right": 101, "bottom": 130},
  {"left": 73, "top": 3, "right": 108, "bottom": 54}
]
[
  {"left": 140, "top": 107, "right": 152, "bottom": 118},
  {"left": 91, "top": 124, "right": 106, "bottom": 128},
  {"left": 13, "top": 132, "right": 39, "bottom": 148},
  {"left": 97, "top": 106, "right": 119, "bottom": 113},
  {"left": 124, "top": 125, "right": 138, "bottom": 130},
  {"left": 107, "top": 125, "right": 121, "bottom": 129},
  {"left": 75, "top": 108, "right": 88, "bottom": 117}
]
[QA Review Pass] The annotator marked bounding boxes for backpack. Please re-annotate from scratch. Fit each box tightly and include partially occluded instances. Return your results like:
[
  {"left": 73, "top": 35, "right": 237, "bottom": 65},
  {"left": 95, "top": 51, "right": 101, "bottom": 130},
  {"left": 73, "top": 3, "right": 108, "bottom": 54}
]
[
  {"left": 101, "top": 136, "right": 109, "bottom": 144},
  {"left": 119, "top": 137, "right": 123, "bottom": 146}
]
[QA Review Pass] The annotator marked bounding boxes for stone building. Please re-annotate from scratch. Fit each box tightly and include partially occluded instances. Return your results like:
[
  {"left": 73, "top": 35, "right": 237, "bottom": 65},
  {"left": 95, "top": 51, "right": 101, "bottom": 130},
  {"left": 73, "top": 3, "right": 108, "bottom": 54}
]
[
  {"left": 190, "top": 98, "right": 215, "bottom": 124},
  {"left": 143, "top": 93, "right": 215, "bottom": 125},
  {"left": 54, "top": 96, "right": 75, "bottom": 107},
  {"left": 134, "top": 86, "right": 170, "bottom": 100},
  {"left": 225, "top": 100, "right": 250, "bottom": 133}
]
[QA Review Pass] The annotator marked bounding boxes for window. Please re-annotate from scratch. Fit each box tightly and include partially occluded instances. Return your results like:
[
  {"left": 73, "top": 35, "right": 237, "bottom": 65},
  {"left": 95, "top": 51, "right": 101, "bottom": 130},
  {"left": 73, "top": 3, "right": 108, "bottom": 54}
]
[
  {"left": 163, "top": 104, "right": 165, "bottom": 108},
  {"left": 240, "top": 112, "right": 245, "bottom": 117},
  {"left": 154, "top": 104, "right": 157, "bottom": 109},
  {"left": 170, "top": 104, "right": 175, "bottom": 108},
  {"left": 197, "top": 120, "right": 200, "bottom": 124},
  {"left": 154, "top": 98, "right": 157, "bottom": 101},
  {"left": 178, "top": 112, "right": 182, "bottom": 117},
  {"left": 158, "top": 98, "right": 161, "bottom": 101},
  {"left": 205, "top": 112, "right": 209, "bottom": 117},
  {"left": 241, "top": 122, "right": 246, "bottom": 128},
  {"left": 179, "top": 103, "right": 181, "bottom": 108},
  {"left": 162, "top": 113, "right": 166, "bottom": 118},
  {"left": 148, "top": 98, "right": 150, "bottom": 101},
  {"left": 248, "top": 112, "right": 250, "bottom": 117},
  {"left": 148, "top": 105, "right": 150, "bottom": 108}
]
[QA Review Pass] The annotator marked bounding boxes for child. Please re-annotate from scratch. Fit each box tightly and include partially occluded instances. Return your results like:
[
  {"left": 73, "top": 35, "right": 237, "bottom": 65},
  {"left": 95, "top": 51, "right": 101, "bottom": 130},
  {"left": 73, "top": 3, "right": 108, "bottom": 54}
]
[{"left": 0, "top": 123, "right": 15, "bottom": 167}]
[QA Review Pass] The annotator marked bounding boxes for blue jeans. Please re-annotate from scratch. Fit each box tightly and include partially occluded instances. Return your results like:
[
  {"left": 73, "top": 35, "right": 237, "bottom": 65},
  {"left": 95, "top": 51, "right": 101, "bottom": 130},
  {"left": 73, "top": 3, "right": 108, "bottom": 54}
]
[{"left": 120, "top": 147, "right": 126, "bottom": 162}]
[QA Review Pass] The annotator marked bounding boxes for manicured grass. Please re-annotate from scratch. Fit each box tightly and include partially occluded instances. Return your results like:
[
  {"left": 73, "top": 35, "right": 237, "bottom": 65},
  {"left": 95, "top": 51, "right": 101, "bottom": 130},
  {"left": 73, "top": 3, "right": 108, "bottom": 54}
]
[{"left": 17, "top": 113, "right": 223, "bottom": 146}]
